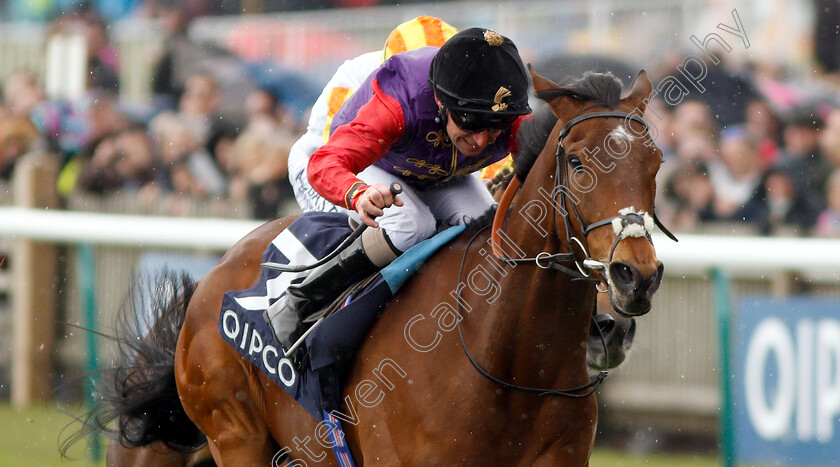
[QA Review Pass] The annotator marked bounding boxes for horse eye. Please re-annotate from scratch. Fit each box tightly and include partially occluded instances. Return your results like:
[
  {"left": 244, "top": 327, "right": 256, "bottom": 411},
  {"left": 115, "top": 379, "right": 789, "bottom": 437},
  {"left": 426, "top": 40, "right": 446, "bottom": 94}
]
[{"left": 568, "top": 155, "right": 583, "bottom": 168}]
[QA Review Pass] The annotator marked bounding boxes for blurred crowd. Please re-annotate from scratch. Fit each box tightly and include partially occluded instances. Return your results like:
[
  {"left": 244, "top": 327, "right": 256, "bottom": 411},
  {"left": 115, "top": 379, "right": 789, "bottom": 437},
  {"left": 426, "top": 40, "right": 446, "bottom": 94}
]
[
  {"left": 1, "top": 1, "right": 840, "bottom": 236},
  {"left": 647, "top": 46, "right": 840, "bottom": 237},
  {"left": 0, "top": 2, "right": 304, "bottom": 219},
  {"left": 653, "top": 96, "right": 840, "bottom": 237},
  {"left": 3, "top": 0, "right": 431, "bottom": 22}
]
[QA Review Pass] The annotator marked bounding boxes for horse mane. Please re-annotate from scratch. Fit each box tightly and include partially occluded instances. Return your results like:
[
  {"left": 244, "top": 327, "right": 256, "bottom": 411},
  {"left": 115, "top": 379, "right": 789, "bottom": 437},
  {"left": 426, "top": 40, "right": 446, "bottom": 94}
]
[
  {"left": 535, "top": 71, "right": 624, "bottom": 109},
  {"left": 514, "top": 106, "right": 558, "bottom": 181},
  {"left": 514, "top": 71, "right": 624, "bottom": 180},
  {"left": 466, "top": 206, "right": 497, "bottom": 231}
]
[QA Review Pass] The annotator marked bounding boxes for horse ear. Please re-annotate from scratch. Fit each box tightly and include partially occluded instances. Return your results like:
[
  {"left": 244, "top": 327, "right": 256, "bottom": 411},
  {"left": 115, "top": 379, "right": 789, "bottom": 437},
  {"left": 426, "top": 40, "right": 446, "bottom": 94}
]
[
  {"left": 528, "top": 64, "right": 559, "bottom": 93},
  {"left": 622, "top": 70, "right": 653, "bottom": 112}
]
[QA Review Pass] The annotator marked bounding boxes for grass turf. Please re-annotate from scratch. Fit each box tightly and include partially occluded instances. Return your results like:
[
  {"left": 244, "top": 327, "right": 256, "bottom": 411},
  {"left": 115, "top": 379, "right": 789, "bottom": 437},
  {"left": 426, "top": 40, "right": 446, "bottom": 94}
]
[
  {"left": 0, "top": 404, "right": 102, "bottom": 467},
  {"left": 0, "top": 403, "right": 719, "bottom": 467}
]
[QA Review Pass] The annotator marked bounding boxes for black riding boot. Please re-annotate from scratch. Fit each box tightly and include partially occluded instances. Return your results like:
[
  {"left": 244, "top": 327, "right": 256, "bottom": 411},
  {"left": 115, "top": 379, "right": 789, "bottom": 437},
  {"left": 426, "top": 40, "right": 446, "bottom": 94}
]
[{"left": 265, "top": 234, "right": 381, "bottom": 352}]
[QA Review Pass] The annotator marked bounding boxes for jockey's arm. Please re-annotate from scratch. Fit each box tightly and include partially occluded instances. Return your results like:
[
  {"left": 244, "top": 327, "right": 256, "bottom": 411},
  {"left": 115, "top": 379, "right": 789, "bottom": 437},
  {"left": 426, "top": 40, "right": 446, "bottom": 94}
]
[{"left": 307, "top": 79, "right": 405, "bottom": 226}]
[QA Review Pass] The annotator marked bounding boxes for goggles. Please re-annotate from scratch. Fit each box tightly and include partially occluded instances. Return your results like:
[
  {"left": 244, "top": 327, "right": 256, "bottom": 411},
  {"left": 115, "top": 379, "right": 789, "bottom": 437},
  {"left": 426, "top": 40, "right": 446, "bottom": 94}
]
[{"left": 449, "top": 110, "right": 518, "bottom": 133}]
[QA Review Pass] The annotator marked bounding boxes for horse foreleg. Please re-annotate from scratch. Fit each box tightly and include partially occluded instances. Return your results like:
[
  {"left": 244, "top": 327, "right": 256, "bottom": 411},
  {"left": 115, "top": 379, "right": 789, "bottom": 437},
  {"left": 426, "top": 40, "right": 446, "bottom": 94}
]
[
  {"left": 176, "top": 327, "right": 276, "bottom": 466},
  {"left": 181, "top": 361, "right": 277, "bottom": 466},
  {"left": 201, "top": 396, "right": 277, "bottom": 466}
]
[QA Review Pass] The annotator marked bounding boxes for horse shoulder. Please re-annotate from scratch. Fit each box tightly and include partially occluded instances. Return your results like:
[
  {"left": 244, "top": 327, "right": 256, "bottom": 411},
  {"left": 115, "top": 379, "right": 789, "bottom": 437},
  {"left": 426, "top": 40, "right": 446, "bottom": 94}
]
[
  {"left": 337, "top": 230, "right": 491, "bottom": 461},
  {"left": 175, "top": 216, "right": 300, "bottom": 465}
]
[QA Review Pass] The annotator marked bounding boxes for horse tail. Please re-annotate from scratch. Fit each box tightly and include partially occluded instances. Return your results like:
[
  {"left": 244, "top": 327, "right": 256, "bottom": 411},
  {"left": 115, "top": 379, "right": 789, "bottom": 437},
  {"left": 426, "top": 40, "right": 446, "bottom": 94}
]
[{"left": 61, "top": 269, "right": 206, "bottom": 456}]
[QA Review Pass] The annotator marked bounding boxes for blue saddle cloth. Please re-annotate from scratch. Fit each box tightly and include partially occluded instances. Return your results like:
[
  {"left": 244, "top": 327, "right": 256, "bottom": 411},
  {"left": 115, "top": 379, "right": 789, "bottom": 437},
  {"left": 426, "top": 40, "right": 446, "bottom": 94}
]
[{"left": 218, "top": 212, "right": 464, "bottom": 420}]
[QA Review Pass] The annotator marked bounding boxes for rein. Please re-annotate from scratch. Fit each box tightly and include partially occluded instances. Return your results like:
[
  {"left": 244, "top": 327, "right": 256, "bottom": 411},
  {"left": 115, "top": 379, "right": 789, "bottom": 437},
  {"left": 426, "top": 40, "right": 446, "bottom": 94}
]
[
  {"left": 490, "top": 176, "right": 597, "bottom": 281},
  {"left": 458, "top": 225, "right": 609, "bottom": 398}
]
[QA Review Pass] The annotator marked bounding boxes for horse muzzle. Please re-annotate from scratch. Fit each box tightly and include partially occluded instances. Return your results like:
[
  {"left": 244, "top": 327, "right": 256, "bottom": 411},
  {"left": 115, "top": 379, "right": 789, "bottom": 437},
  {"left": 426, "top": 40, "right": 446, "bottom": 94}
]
[
  {"left": 605, "top": 260, "right": 664, "bottom": 317},
  {"left": 587, "top": 316, "right": 636, "bottom": 370}
]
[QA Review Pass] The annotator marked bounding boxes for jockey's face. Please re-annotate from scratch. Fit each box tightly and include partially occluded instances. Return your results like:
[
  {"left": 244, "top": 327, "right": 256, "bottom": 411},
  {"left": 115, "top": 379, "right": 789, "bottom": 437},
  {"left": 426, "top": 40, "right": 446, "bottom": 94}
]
[{"left": 445, "top": 110, "right": 504, "bottom": 156}]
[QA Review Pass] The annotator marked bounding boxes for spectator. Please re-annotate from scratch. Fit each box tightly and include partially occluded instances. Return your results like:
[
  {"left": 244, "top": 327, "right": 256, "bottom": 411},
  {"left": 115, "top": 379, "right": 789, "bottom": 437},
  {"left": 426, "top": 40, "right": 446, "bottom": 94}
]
[
  {"left": 81, "top": 91, "right": 130, "bottom": 147},
  {"left": 4, "top": 70, "right": 92, "bottom": 157},
  {"left": 709, "top": 126, "right": 763, "bottom": 221},
  {"left": 228, "top": 123, "right": 296, "bottom": 219},
  {"left": 151, "top": 72, "right": 221, "bottom": 147},
  {"left": 776, "top": 105, "right": 831, "bottom": 200},
  {"left": 0, "top": 116, "right": 42, "bottom": 180},
  {"left": 670, "top": 98, "right": 716, "bottom": 143},
  {"left": 146, "top": 71, "right": 228, "bottom": 200},
  {"left": 645, "top": 97, "right": 675, "bottom": 158},
  {"left": 674, "top": 129, "right": 717, "bottom": 164},
  {"left": 206, "top": 125, "right": 239, "bottom": 175},
  {"left": 661, "top": 159, "right": 716, "bottom": 231},
  {"left": 54, "top": 91, "right": 131, "bottom": 195},
  {"left": 245, "top": 88, "right": 275, "bottom": 125},
  {"left": 656, "top": 127, "right": 716, "bottom": 214},
  {"left": 76, "top": 124, "right": 155, "bottom": 194},
  {"left": 743, "top": 97, "right": 781, "bottom": 168},
  {"left": 815, "top": 169, "right": 840, "bottom": 236},
  {"left": 3, "top": 70, "right": 125, "bottom": 160},
  {"left": 813, "top": 0, "right": 840, "bottom": 74},
  {"left": 82, "top": 14, "right": 120, "bottom": 92},
  {"left": 818, "top": 107, "right": 840, "bottom": 170},
  {"left": 150, "top": 113, "right": 227, "bottom": 198},
  {"left": 741, "top": 167, "right": 822, "bottom": 235},
  {"left": 3, "top": 70, "right": 46, "bottom": 118}
]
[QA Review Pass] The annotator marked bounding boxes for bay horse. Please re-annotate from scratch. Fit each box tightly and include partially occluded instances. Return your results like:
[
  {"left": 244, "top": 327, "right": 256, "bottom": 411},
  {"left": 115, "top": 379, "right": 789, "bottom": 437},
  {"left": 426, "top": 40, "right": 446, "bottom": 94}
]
[
  {"left": 85, "top": 67, "right": 665, "bottom": 466},
  {"left": 79, "top": 285, "right": 632, "bottom": 467}
]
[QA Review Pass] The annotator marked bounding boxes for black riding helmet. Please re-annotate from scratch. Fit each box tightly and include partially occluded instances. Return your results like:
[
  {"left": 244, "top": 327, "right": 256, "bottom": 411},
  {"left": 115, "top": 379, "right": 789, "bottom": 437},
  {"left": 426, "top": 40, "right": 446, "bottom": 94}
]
[{"left": 429, "top": 28, "right": 531, "bottom": 131}]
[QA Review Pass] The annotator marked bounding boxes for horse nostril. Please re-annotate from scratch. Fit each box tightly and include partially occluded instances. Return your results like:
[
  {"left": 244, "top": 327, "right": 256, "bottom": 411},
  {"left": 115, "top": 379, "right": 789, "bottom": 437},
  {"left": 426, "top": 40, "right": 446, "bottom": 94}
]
[
  {"left": 609, "top": 262, "right": 637, "bottom": 290},
  {"left": 648, "top": 262, "right": 665, "bottom": 293},
  {"left": 592, "top": 313, "right": 615, "bottom": 336}
]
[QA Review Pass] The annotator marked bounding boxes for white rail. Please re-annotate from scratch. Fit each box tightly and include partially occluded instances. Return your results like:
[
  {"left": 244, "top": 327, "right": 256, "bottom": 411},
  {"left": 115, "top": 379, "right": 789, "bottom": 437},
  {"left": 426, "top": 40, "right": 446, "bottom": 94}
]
[
  {"left": 652, "top": 233, "right": 840, "bottom": 274},
  {"left": 1, "top": 207, "right": 838, "bottom": 272},
  {"left": 0, "top": 207, "right": 263, "bottom": 250}
]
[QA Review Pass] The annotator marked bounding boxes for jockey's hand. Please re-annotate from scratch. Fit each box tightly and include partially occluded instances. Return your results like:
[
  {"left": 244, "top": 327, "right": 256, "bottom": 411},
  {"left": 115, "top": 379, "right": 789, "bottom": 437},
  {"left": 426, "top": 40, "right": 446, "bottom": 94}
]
[{"left": 357, "top": 182, "right": 404, "bottom": 228}]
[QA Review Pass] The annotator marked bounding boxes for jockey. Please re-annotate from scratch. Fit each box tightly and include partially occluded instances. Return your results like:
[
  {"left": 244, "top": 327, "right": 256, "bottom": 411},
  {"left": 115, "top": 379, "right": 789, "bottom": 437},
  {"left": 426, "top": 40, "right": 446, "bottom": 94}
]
[
  {"left": 267, "top": 28, "right": 532, "bottom": 350},
  {"left": 288, "top": 16, "right": 458, "bottom": 213}
]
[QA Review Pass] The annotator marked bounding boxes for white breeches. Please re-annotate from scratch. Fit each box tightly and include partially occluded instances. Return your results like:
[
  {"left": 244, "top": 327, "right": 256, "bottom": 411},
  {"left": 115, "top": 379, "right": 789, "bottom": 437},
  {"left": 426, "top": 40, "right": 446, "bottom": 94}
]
[{"left": 350, "top": 165, "right": 495, "bottom": 252}]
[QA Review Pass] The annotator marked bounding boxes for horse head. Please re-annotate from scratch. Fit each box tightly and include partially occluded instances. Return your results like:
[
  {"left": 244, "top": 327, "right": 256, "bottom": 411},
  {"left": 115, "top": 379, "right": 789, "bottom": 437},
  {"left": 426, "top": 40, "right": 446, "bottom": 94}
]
[{"left": 524, "top": 67, "right": 664, "bottom": 317}]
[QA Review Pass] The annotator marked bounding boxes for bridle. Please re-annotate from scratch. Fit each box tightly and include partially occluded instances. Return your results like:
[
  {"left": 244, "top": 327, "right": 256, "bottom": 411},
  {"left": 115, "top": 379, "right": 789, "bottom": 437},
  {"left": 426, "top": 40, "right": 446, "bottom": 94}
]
[
  {"left": 460, "top": 110, "right": 676, "bottom": 398},
  {"left": 491, "top": 111, "right": 676, "bottom": 286}
]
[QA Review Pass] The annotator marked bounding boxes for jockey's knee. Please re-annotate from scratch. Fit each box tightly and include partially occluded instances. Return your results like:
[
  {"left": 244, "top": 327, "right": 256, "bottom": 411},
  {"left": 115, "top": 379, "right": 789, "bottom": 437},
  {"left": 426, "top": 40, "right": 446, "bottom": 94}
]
[{"left": 379, "top": 210, "right": 435, "bottom": 252}]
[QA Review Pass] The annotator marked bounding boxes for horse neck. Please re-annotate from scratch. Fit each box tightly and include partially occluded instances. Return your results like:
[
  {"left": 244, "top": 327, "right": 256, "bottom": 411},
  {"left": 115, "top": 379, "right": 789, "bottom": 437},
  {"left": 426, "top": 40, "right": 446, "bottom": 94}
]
[{"left": 473, "top": 153, "right": 595, "bottom": 386}]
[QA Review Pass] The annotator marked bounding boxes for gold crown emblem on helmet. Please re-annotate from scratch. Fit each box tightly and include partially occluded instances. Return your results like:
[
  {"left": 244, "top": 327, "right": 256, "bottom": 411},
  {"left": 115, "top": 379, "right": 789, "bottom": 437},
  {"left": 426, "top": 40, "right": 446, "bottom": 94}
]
[
  {"left": 492, "top": 86, "right": 511, "bottom": 112},
  {"left": 484, "top": 30, "right": 504, "bottom": 46}
]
